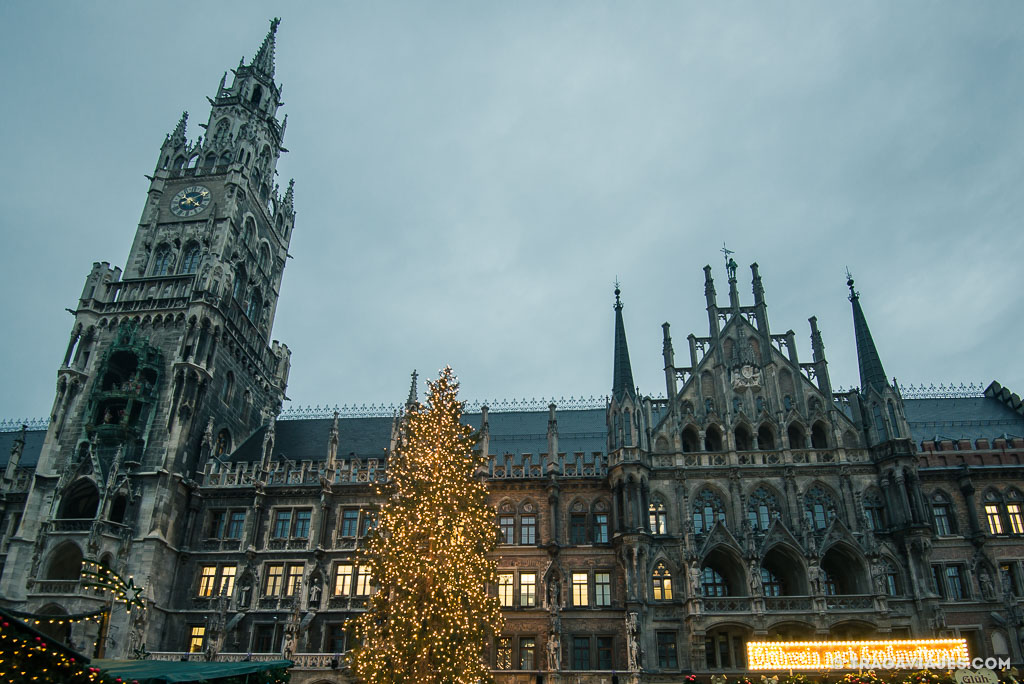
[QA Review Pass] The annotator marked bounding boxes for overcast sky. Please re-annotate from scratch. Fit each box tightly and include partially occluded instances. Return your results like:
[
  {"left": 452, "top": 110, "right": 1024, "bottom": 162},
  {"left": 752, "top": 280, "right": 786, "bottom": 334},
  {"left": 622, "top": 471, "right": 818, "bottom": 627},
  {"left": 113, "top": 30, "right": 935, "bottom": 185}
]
[{"left": 1, "top": 2, "right": 1022, "bottom": 421}]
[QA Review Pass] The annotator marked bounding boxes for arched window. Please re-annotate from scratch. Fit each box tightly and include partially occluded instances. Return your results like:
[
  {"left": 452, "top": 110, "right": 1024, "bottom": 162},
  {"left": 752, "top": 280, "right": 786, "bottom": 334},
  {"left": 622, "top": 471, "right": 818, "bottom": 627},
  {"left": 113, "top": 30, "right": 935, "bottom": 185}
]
[
  {"left": 704, "top": 425, "right": 723, "bottom": 452},
  {"left": 811, "top": 421, "right": 829, "bottom": 449},
  {"left": 233, "top": 265, "right": 247, "bottom": 301},
  {"left": 251, "top": 84, "right": 263, "bottom": 106},
  {"left": 880, "top": 559, "right": 900, "bottom": 596},
  {"left": 757, "top": 423, "right": 775, "bottom": 450},
  {"left": 247, "top": 288, "right": 262, "bottom": 321},
  {"left": 258, "top": 243, "right": 270, "bottom": 273},
  {"left": 1005, "top": 489, "right": 1024, "bottom": 535},
  {"left": 222, "top": 372, "right": 234, "bottom": 404},
  {"left": 803, "top": 486, "right": 836, "bottom": 530},
  {"left": 787, "top": 423, "right": 806, "bottom": 449},
  {"left": 152, "top": 244, "right": 173, "bottom": 276},
  {"left": 180, "top": 243, "right": 201, "bottom": 274},
  {"left": 872, "top": 404, "right": 889, "bottom": 441},
  {"left": 887, "top": 402, "right": 900, "bottom": 436},
  {"left": 701, "top": 566, "right": 729, "bottom": 597},
  {"left": 693, "top": 488, "right": 726, "bottom": 534},
  {"left": 863, "top": 490, "right": 886, "bottom": 531},
  {"left": 930, "top": 491, "right": 956, "bottom": 536},
  {"left": 45, "top": 542, "right": 84, "bottom": 580},
  {"left": 652, "top": 563, "right": 673, "bottom": 600},
  {"left": 219, "top": 152, "right": 233, "bottom": 166},
  {"left": 682, "top": 426, "right": 699, "bottom": 453},
  {"left": 58, "top": 479, "right": 100, "bottom": 519},
  {"left": 203, "top": 153, "right": 217, "bottom": 168},
  {"left": 214, "top": 118, "right": 231, "bottom": 142},
  {"left": 649, "top": 499, "right": 667, "bottom": 535},
  {"left": 984, "top": 490, "right": 1005, "bottom": 535},
  {"left": 756, "top": 396, "right": 766, "bottom": 414},
  {"left": 214, "top": 429, "right": 231, "bottom": 457},
  {"left": 244, "top": 217, "right": 257, "bottom": 248},
  {"left": 109, "top": 495, "right": 128, "bottom": 524},
  {"left": 735, "top": 424, "right": 753, "bottom": 451},
  {"left": 747, "top": 486, "right": 780, "bottom": 531}
]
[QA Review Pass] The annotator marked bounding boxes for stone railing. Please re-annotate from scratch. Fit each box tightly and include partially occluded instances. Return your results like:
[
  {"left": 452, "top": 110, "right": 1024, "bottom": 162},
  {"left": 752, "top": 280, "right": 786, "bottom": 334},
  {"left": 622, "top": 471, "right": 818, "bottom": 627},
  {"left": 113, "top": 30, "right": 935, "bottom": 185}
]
[
  {"left": 489, "top": 452, "right": 606, "bottom": 480},
  {"left": 203, "top": 459, "right": 386, "bottom": 487},
  {"left": 825, "top": 594, "right": 874, "bottom": 610},
  {"left": 31, "top": 579, "right": 81, "bottom": 595},
  {"left": 655, "top": 447, "right": 869, "bottom": 469},
  {"left": 763, "top": 595, "right": 814, "bottom": 612},
  {"left": 703, "top": 597, "right": 751, "bottom": 612}
]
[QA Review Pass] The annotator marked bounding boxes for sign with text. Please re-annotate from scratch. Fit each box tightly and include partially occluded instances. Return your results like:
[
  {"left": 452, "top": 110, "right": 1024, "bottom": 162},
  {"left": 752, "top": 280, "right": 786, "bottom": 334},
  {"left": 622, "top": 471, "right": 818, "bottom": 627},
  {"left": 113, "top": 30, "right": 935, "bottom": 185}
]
[{"left": 747, "top": 639, "right": 970, "bottom": 671}]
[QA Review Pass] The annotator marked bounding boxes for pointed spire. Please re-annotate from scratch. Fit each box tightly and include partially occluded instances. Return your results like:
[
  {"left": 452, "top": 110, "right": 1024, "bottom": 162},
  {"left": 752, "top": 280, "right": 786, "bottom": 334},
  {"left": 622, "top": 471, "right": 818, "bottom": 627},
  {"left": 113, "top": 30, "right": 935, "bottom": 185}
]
[
  {"left": 406, "top": 370, "right": 419, "bottom": 407},
  {"left": 612, "top": 282, "right": 636, "bottom": 402},
  {"left": 251, "top": 17, "right": 281, "bottom": 78},
  {"left": 847, "top": 271, "right": 888, "bottom": 393},
  {"left": 283, "top": 178, "right": 295, "bottom": 208},
  {"left": 169, "top": 111, "right": 188, "bottom": 148}
]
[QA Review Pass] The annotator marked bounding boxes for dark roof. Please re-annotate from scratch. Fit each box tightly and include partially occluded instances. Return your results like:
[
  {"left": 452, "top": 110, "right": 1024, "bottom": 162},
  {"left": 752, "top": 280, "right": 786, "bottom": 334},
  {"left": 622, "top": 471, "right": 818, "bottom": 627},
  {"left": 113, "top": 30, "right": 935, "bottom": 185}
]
[
  {"left": 467, "top": 407, "right": 607, "bottom": 456},
  {"left": 0, "top": 428, "right": 46, "bottom": 468},
  {"left": 94, "top": 658, "right": 293, "bottom": 683},
  {"left": 849, "top": 286, "right": 888, "bottom": 393},
  {"left": 612, "top": 294, "right": 636, "bottom": 402},
  {"left": 904, "top": 396, "right": 1024, "bottom": 444},
  {"left": 228, "top": 416, "right": 393, "bottom": 463}
]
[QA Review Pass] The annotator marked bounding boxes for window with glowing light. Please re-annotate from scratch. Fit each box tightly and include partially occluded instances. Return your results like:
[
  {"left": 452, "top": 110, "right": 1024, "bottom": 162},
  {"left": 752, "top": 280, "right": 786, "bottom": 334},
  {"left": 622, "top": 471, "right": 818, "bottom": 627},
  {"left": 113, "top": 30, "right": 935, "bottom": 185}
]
[
  {"left": 188, "top": 625, "right": 205, "bottom": 653},
  {"left": 285, "top": 564, "right": 304, "bottom": 597},
  {"left": 334, "top": 564, "right": 354, "bottom": 596},
  {"left": 1007, "top": 503, "right": 1024, "bottom": 535},
  {"left": 498, "top": 573, "right": 514, "bottom": 607},
  {"left": 652, "top": 563, "right": 673, "bottom": 600},
  {"left": 198, "top": 565, "right": 217, "bottom": 596},
  {"left": 987, "top": 504, "right": 1004, "bottom": 535},
  {"left": 264, "top": 564, "right": 283, "bottom": 596},
  {"left": 572, "top": 572, "right": 589, "bottom": 606},
  {"left": 355, "top": 566, "right": 372, "bottom": 596},
  {"left": 519, "top": 572, "right": 536, "bottom": 607},
  {"left": 520, "top": 637, "right": 536, "bottom": 669},
  {"left": 649, "top": 499, "right": 667, "bottom": 534}
]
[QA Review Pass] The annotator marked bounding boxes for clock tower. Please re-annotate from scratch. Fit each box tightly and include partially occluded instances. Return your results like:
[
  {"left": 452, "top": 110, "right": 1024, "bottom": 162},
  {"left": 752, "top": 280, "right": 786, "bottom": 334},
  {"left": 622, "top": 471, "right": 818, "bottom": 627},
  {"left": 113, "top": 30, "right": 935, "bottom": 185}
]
[{"left": 0, "top": 19, "right": 295, "bottom": 656}]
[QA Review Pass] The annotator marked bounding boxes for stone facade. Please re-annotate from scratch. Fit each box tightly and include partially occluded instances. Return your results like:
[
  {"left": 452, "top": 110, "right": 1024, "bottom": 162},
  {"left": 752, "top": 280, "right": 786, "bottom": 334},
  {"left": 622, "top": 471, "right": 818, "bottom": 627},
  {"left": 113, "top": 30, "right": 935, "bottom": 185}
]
[{"left": 0, "top": 19, "right": 1023, "bottom": 684}]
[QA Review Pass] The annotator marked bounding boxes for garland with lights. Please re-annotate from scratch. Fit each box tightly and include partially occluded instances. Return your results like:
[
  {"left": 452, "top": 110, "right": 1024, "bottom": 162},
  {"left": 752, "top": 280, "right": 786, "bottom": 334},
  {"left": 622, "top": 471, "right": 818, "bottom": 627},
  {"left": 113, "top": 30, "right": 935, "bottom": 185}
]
[
  {"left": 4, "top": 609, "right": 106, "bottom": 627},
  {"left": 80, "top": 559, "right": 146, "bottom": 613},
  {"left": 350, "top": 367, "right": 503, "bottom": 684}
]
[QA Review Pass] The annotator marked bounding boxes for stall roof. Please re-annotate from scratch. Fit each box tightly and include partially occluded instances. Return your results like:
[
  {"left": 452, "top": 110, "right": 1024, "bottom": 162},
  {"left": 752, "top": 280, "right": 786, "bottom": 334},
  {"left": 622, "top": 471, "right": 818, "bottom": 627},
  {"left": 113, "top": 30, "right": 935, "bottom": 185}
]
[{"left": 94, "top": 658, "right": 293, "bottom": 683}]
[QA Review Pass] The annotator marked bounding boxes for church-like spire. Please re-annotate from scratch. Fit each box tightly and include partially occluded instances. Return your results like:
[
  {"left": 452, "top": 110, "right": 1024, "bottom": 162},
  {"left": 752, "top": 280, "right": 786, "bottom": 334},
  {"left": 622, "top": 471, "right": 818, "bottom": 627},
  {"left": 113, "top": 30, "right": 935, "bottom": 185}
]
[
  {"left": 168, "top": 111, "right": 188, "bottom": 148},
  {"left": 406, "top": 370, "right": 419, "bottom": 407},
  {"left": 612, "top": 284, "right": 636, "bottom": 402},
  {"left": 847, "top": 271, "right": 888, "bottom": 393},
  {"left": 251, "top": 17, "right": 280, "bottom": 78}
]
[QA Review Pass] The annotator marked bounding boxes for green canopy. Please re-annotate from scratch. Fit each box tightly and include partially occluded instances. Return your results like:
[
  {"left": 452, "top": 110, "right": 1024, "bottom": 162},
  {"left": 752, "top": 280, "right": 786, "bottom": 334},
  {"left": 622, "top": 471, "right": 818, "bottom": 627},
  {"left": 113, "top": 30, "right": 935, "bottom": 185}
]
[{"left": 93, "top": 658, "right": 293, "bottom": 683}]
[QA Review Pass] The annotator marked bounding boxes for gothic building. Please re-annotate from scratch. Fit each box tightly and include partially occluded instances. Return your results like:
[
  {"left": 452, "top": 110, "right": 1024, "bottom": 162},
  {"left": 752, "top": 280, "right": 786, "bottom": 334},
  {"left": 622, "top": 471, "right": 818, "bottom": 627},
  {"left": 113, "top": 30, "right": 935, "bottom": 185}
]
[{"left": 1, "top": 20, "right": 1023, "bottom": 684}]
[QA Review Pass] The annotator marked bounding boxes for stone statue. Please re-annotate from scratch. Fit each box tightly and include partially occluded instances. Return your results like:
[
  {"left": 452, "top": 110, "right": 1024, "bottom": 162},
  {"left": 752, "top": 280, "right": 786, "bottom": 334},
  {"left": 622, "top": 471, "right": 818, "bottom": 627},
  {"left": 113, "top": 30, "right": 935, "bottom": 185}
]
[
  {"left": 547, "top": 634, "right": 561, "bottom": 671},
  {"left": 980, "top": 569, "right": 995, "bottom": 600},
  {"left": 237, "top": 576, "right": 253, "bottom": 609},
  {"left": 626, "top": 611, "right": 640, "bottom": 672},
  {"left": 749, "top": 560, "right": 763, "bottom": 596},
  {"left": 689, "top": 565, "right": 702, "bottom": 597},
  {"left": 281, "top": 624, "right": 296, "bottom": 660},
  {"left": 808, "top": 560, "right": 822, "bottom": 595},
  {"left": 308, "top": 579, "right": 322, "bottom": 608}
]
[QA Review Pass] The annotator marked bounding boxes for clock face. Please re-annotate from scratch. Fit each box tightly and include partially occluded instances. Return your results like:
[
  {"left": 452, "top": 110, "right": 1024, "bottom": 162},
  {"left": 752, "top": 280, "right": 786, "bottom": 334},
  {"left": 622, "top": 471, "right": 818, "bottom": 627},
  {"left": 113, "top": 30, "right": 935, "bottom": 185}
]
[{"left": 170, "top": 185, "right": 211, "bottom": 217}]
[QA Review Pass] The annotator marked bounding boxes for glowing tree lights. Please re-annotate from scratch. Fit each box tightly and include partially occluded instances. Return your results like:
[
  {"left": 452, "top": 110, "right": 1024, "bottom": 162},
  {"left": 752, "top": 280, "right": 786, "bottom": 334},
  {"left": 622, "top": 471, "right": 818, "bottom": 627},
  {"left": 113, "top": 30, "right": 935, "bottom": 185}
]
[{"left": 351, "top": 367, "right": 503, "bottom": 684}]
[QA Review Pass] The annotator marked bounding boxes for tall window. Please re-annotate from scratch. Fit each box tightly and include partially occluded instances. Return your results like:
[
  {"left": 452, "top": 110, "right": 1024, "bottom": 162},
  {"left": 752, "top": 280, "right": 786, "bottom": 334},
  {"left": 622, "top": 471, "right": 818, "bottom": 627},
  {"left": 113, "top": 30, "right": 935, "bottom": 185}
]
[
  {"left": 570, "top": 514, "right": 588, "bottom": 545},
  {"left": 264, "top": 564, "right": 284, "bottom": 596},
  {"left": 247, "top": 288, "right": 262, "bottom": 321},
  {"left": 227, "top": 511, "right": 246, "bottom": 539},
  {"left": 572, "top": 573, "right": 589, "bottom": 606},
  {"left": 355, "top": 566, "right": 372, "bottom": 596},
  {"left": 208, "top": 511, "right": 226, "bottom": 538},
  {"left": 882, "top": 560, "right": 899, "bottom": 596},
  {"left": 946, "top": 565, "right": 966, "bottom": 600},
  {"left": 294, "top": 510, "right": 311, "bottom": 538},
  {"left": 823, "top": 568, "right": 838, "bottom": 596},
  {"left": 652, "top": 563, "right": 673, "bottom": 600},
  {"left": 499, "top": 516, "right": 515, "bottom": 544},
  {"left": 326, "top": 624, "right": 346, "bottom": 653},
  {"left": 498, "top": 573, "right": 514, "bottom": 607},
  {"left": 596, "top": 636, "right": 613, "bottom": 669},
  {"left": 693, "top": 488, "right": 726, "bottom": 534},
  {"left": 657, "top": 631, "right": 678, "bottom": 669},
  {"left": 520, "top": 515, "right": 536, "bottom": 545},
  {"left": 863, "top": 490, "right": 886, "bottom": 531},
  {"left": 986, "top": 504, "right": 1004, "bottom": 535},
  {"left": 520, "top": 637, "right": 536, "bottom": 670},
  {"left": 285, "top": 564, "right": 303, "bottom": 596},
  {"left": 747, "top": 487, "right": 779, "bottom": 531},
  {"left": 595, "top": 572, "right": 611, "bottom": 606},
  {"left": 198, "top": 565, "right": 217, "bottom": 596},
  {"left": 701, "top": 566, "right": 729, "bottom": 597},
  {"left": 1007, "top": 503, "right": 1024, "bottom": 535},
  {"left": 760, "top": 567, "right": 783, "bottom": 597},
  {"left": 152, "top": 245, "right": 172, "bottom": 276},
  {"left": 219, "top": 566, "right": 236, "bottom": 596},
  {"left": 496, "top": 637, "right": 512, "bottom": 670},
  {"left": 932, "top": 492, "right": 955, "bottom": 535},
  {"left": 272, "top": 510, "right": 291, "bottom": 538},
  {"left": 181, "top": 243, "right": 201, "bottom": 274},
  {"left": 649, "top": 500, "right": 667, "bottom": 534},
  {"left": 572, "top": 637, "right": 591, "bottom": 670},
  {"left": 340, "top": 509, "right": 360, "bottom": 538},
  {"left": 334, "top": 564, "right": 354, "bottom": 596},
  {"left": 594, "top": 514, "right": 609, "bottom": 543},
  {"left": 188, "top": 626, "right": 205, "bottom": 653},
  {"left": 803, "top": 486, "right": 837, "bottom": 530},
  {"left": 519, "top": 573, "right": 536, "bottom": 607}
]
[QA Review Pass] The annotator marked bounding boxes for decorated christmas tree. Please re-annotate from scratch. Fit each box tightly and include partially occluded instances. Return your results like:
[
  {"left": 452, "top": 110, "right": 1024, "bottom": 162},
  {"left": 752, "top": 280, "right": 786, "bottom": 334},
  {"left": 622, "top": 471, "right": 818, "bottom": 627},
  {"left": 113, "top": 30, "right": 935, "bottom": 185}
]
[{"left": 351, "top": 367, "right": 503, "bottom": 684}]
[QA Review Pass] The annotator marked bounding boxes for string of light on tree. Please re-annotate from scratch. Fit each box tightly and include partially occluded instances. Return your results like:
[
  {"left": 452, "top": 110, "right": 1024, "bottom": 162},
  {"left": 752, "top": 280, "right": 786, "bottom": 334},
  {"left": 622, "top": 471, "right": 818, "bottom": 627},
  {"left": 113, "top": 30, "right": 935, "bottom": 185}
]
[{"left": 0, "top": 618, "right": 114, "bottom": 684}]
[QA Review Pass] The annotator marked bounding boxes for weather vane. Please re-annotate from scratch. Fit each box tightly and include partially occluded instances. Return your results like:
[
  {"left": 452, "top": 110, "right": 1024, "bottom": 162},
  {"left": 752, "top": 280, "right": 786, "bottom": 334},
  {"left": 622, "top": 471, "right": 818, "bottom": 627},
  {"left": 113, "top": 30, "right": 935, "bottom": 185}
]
[{"left": 721, "top": 242, "right": 737, "bottom": 280}]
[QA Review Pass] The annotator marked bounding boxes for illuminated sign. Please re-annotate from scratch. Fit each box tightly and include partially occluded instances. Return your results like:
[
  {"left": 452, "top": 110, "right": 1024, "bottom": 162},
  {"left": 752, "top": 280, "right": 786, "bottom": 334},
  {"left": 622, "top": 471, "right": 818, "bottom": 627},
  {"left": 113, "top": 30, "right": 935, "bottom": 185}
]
[{"left": 746, "top": 639, "right": 970, "bottom": 671}]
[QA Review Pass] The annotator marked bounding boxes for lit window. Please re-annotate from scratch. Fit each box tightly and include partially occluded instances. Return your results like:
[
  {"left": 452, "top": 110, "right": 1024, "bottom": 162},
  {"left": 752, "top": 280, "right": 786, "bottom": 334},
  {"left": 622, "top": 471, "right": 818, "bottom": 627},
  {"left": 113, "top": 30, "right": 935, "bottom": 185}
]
[
  {"left": 264, "top": 564, "right": 283, "bottom": 596},
  {"left": 520, "top": 637, "right": 536, "bottom": 669},
  {"left": 498, "top": 573, "right": 514, "bottom": 607},
  {"left": 198, "top": 566, "right": 218, "bottom": 597},
  {"left": 355, "top": 566, "right": 372, "bottom": 596},
  {"left": 652, "top": 563, "right": 673, "bottom": 600},
  {"left": 520, "top": 515, "right": 536, "bottom": 545},
  {"left": 499, "top": 516, "right": 515, "bottom": 544},
  {"left": 595, "top": 572, "right": 611, "bottom": 606},
  {"left": 572, "top": 572, "right": 589, "bottom": 606},
  {"left": 986, "top": 505, "right": 1004, "bottom": 535},
  {"left": 285, "top": 564, "right": 304, "bottom": 596},
  {"left": 334, "top": 564, "right": 353, "bottom": 596},
  {"left": 594, "top": 514, "right": 609, "bottom": 543},
  {"left": 188, "top": 626, "right": 205, "bottom": 653},
  {"left": 649, "top": 500, "right": 667, "bottom": 534},
  {"left": 219, "top": 566, "right": 236, "bottom": 596},
  {"left": 519, "top": 573, "right": 536, "bottom": 607},
  {"left": 1006, "top": 504, "right": 1023, "bottom": 535}
]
